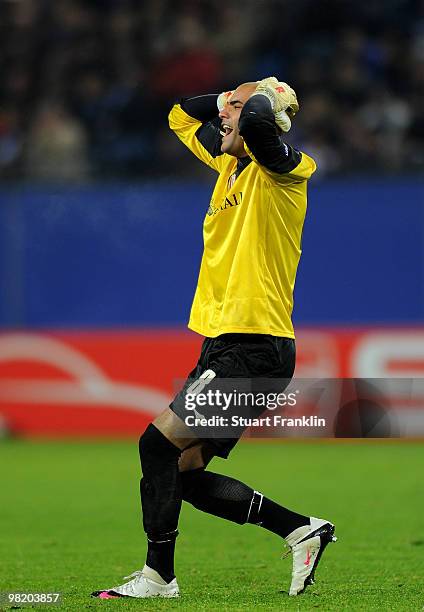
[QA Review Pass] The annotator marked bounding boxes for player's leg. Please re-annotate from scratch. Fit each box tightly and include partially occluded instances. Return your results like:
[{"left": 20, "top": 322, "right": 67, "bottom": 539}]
[
  {"left": 91, "top": 338, "right": 213, "bottom": 599},
  {"left": 91, "top": 408, "right": 199, "bottom": 599},
  {"left": 179, "top": 443, "right": 336, "bottom": 596},
  {"left": 180, "top": 465, "right": 310, "bottom": 535},
  {"left": 179, "top": 439, "right": 309, "bottom": 534},
  {"left": 138, "top": 409, "right": 200, "bottom": 585},
  {"left": 178, "top": 440, "right": 216, "bottom": 472}
]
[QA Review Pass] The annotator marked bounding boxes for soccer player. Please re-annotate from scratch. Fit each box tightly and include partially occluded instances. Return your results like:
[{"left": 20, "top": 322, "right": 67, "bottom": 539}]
[{"left": 92, "top": 77, "right": 336, "bottom": 600}]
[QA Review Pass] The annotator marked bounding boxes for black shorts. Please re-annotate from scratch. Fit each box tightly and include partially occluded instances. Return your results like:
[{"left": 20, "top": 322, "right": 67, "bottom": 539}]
[{"left": 170, "top": 333, "right": 296, "bottom": 458}]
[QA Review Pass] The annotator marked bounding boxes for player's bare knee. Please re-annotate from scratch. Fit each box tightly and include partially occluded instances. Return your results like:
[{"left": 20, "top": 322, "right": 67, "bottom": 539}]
[
  {"left": 179, "top": 445, "right": 204, "bottom": 472},
  {"left": 179, "top": 443, "right": 215, "bottom": 472}
]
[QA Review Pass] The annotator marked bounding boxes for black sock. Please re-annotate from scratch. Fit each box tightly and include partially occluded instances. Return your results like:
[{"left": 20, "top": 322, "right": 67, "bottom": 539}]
[
  {"left": 146, "top": 534, "right": 177, "bottom": 584},
  {"left": 180, "top": 469, "right": 309, "bottom": 538},
  {"left": 181, "top": 469, "right": 254, "bottom": 524},
  {"left": 254, "top": 495, "right": 309, "bottom": 538}
]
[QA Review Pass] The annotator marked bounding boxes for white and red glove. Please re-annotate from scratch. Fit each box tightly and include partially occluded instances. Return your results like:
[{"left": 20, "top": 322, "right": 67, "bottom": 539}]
[
  {"left": 217, "top": 90, "right": 233, "bottom": 112},
  {"left": 251, "top": 76, "right": 299, "bottom": 132}
]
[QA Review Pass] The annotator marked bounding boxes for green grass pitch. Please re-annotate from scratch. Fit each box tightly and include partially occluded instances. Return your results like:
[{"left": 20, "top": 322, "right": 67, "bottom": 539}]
[{"left": 1, "top": 439, "right": 423, "bottom": 611}]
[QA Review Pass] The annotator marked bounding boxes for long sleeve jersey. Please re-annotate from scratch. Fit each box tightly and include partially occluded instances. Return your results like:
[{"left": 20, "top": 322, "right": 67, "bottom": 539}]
[{"left": 168, "top": 93, "right": 316, "bottom": 338}]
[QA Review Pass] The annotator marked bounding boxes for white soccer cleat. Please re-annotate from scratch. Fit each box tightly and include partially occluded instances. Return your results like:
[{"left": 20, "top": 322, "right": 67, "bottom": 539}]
[
  {"left": 284, "top": 517, "right": 337, "bottom": 596},
  {"left": 91, "top": 565, "right": 180, "bottom": 599}
]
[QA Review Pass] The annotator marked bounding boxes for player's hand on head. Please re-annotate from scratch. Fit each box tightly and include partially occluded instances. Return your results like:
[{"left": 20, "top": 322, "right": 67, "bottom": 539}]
[
  {"left": 251, "top": 76, "right": 299, "bottom": 132},
  {"left": 217, "top": 90, "right": 233, "bottom": 112}
]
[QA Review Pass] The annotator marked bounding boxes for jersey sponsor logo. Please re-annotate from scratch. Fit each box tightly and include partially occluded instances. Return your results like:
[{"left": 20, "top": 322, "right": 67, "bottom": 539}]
[
  {"left": 227, "top": 172, "right": 237, "bottom": 191},
  {"left": 207, "top": 192, "right": 243, "bottom": 216}
]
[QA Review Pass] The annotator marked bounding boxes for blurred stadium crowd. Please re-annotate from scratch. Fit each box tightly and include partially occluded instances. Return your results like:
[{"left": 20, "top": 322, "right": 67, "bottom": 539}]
[{"left": 0, "top": 0, "right": 423, "bottom": 181}]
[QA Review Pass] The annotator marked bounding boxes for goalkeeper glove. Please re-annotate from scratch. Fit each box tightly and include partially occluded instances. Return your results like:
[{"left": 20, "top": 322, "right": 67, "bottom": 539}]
[
  {"left": 251, "top": 76, "right": 299, "bottom": 132},
  {"left": 217, "top": 90, "right": 233, "bottom": 112}
]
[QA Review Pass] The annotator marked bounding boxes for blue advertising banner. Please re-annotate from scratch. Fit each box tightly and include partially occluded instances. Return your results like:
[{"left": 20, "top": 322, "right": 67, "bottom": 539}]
[{"left": 0, "top": 178, "right": 423, "bottom": 327}]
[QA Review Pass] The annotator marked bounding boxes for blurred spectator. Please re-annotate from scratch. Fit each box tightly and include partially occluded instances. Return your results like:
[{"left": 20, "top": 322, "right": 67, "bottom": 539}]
[
  {"left": 0, "top": 108, "right": 23, "bottom": 180},
  {"left": 0, "top": 0, "right": 422, "bottom": 181},
  {"left": 24, "top": 101, "right": 90, "bottom": 182},
  {"left": 151, "top": 14, "right": 222, "bottom": 101},
  {"left": 359, "top": 88, "right": 412, "bottom": 171}
]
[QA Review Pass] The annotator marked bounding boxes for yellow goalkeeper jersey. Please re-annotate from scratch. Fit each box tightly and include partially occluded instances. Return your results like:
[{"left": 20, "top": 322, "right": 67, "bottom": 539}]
[{"left": 169, "top": 100, "right": 316, "bottom": 339}]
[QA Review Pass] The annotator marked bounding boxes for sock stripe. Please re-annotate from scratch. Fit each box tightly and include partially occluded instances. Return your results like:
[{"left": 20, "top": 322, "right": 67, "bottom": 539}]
[
  {"left": 258, "top": 492, "right": 264, "bottom": 514},
  {"left": 246, "top": 490, "right": 263, "bottom": 523},
  {"left": 147, "top": 529, "right": 179, "bottom": 543},
  {"left": 246, "top": 493, "right": 255, "bottom": 523}
]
